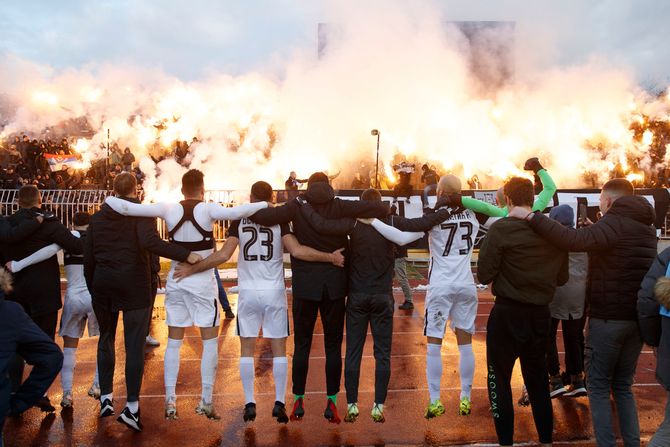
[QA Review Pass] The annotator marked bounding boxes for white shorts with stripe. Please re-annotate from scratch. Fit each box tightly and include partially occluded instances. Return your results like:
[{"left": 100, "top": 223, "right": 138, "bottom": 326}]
[
  {"left": 59, "top": 289, "right": 100, "bottom": 338},
  {"left": 236, "top": 288, "right": 289, "bottom": 339},
  {"left": 423, "top": 283, "right": 478, "bottom": 338},
  {"left": 165, "top": 275, "right": 220, "bottom": 328}
]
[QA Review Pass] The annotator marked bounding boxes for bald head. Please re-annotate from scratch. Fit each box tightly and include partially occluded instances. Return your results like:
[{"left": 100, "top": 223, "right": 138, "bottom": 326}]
[{"left": 436, "top": 174, "right": 462, "bottom": 197}]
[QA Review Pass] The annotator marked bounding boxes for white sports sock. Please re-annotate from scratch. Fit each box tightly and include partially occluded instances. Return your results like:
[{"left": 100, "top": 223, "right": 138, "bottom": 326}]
[
  {"left": 201, "top": 338, "right": 219, "bottom": 404},
  {"left": 61, "top": 347, "right": 77, "bottom": 393},
  {"left": 126, "top": 400, "right": 139, "bottom": 413},
  {"left": 426, "top": 343, "right": 443, "bottom": 403},
  {"left": 101, "top": 393, "right": 113, "bottom": 403},
  {"left": 239, "top": 357, "right": 255, "bottom": 404},
  {"left": 458, "top": 344, "right": 475, "bottom": 400},
  {"left": 272, "top": 357, "right": 288, "bottom": 404},
  {"left": 93, "top": 363, "right": 99, "bottom": 386},
  {"left": 164, "top": 338, "right": 183, "bottom": 400}
]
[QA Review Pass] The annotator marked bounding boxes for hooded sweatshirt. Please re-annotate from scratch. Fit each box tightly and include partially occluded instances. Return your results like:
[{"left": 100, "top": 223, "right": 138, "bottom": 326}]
[{"left": 529, "top": 195, "right": 657, "bottom": 320}]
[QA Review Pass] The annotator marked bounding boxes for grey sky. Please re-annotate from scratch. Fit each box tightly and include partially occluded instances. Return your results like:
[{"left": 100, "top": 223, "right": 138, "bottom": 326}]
[{"left": 1, "top": 0, "right": 668, "bottom": 84}]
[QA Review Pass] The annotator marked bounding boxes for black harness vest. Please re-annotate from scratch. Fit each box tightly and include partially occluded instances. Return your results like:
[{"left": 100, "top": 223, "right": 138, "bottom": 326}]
[
  {"left": 167, "top": 200, "right": 214, "bottom": 251},
  {"left": 64, "top": 230, "right": 85, "bottom": 266}
]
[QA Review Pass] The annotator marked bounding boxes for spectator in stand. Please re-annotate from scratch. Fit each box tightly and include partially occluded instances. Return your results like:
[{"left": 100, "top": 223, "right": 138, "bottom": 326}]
[
  {"left": 110, "top": 146, "right": 122, "bottom": 167},
  {"left": 122, "top": 148, "right": 135, "bottom": 172},
  {"left": 285, "top": 171, "right": 307, "bottom": 190},
  {"left": 16, "top": 160, "right": 29, "bottom": 180},
  {"left": 392, "top": 162, "right": 414, "bottom": 204},
  {"left": 467, "top": 175, "right": 481, "bottom": 190},
  {"left": 350, "top": 173, "right": 369, "bottom": 190},
  {"left": 2, "top": 168, "right": 20, "bottom": 189},
  {"left": 420, "top": 164, "right": 439, "bottom": 209},
  {"left": 638, "top": 246, "right": 670, "bottom": 447},
  {"left": 18, "top": 135, "right": 30, "bottom": 162},
  {"left": 511, "top": 178, "right": 657, "bottom": 447}
]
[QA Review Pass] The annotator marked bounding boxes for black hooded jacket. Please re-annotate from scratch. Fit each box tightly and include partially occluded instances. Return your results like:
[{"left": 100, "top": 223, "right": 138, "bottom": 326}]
[
  {"left": 84, "top": 197, "right": 190, "bottom": 311},
  {"left": 250, "top": 181, "right": 389, "bottom": 301},
  {"left": 3, "top": 208, "right": 82, "bottom": 317},
  {"left": 529, "top": 195, "right": 657, "bottom": 320}
]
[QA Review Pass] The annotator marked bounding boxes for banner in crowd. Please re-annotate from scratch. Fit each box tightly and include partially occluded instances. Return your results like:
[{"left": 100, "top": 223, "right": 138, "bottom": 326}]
[{"left": 44, "top": 153, "right": 79, "bottom": 172}]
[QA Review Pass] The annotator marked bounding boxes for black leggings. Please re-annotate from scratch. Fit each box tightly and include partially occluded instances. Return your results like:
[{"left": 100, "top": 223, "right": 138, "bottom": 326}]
[
  {"left": 486, "top": 299, "right": 553, "bottom": 446},
  {"left": 291, "top": 295, "right": 346, "bottom": 396},
  {"left": 547, "top": 315, "right": 585, "bottom": 376}
]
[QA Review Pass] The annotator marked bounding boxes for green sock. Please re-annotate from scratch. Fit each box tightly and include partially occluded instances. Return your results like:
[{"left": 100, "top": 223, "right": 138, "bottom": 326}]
[
  {"left": 327, "top": 394, "right": 337, "bottom": 404},
  {"left": 294, "top": 394, "right": 304, "bottom": 401}
]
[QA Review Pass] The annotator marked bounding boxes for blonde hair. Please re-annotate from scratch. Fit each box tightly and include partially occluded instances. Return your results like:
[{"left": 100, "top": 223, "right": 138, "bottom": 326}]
[{"left": 655, "top": 276, "right": 670, "bottom": 309}]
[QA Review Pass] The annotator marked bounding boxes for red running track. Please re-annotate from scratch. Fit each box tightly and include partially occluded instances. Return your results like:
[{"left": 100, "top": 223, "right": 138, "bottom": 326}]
[{"left": 3, "top": 286, "right": 665, "bottom": 446}]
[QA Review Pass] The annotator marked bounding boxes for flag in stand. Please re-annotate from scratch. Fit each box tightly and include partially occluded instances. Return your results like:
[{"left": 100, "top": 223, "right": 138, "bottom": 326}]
[{"left": 44, "top": 153, "right": 79, "bottom": 171}]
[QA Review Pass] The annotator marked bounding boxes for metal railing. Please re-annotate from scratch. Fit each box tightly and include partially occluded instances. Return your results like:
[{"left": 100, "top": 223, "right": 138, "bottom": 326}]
[{"left": 0, "top": 189, "right": 237, "bottom": 240}]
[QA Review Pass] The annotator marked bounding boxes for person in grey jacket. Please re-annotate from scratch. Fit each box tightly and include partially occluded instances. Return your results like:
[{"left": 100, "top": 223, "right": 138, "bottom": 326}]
[
  {"left": 638, "top": 246, "right": 670, "bottom": 447},
  {"left": 546, "top": 205, "right": 588, "bottom": 398}
]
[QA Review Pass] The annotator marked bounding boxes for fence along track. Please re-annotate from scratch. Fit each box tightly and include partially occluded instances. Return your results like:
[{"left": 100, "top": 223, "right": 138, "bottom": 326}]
[{"left": 0, "top": 189, "right": 236, "bottom": 241}]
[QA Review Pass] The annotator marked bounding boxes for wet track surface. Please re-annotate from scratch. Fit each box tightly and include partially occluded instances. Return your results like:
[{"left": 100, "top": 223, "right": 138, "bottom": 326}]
[{"left": 4, "top": 282, "right": 665, "bottom": 446}]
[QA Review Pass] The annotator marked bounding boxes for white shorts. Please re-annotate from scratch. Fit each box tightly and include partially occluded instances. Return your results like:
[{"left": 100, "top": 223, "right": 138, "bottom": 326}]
[
  {"left": 423, "top": 283, "right": 478, "bottom": 338},
  {"left": 165, "top": 276, "right": 220, "bottom": 328},
  {"left": 59, "top": 289, "right": 100, "bottom": 338},
  {"left": 236, "top": 288, "right": 289, "bottom": 339}
]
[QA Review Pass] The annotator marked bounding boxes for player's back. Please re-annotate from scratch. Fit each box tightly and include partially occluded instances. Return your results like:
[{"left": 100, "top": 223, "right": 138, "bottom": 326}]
[
  {"left": 427, "top": 209, "right": 480, "bottom": 286},
  {"left": 231, "top": 218, "right": 287, "bottom": 290},
  {"left": 64, "top": 230, "right": 88, "bottom": 296}
]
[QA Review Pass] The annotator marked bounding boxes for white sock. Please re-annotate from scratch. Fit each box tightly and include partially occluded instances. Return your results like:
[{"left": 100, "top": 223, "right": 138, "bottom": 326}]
[
  {"left": 93, "top": 363, "right": 99, "bottom": 386},
  {"left": 164, "top": 338, "right": 183, "bottom": 400},
  {"left": 239, "top": 357, "right": 255, "bottom": 404},
  {"left": 61, "top": 347, "right": 77, "bottom": 393},
  {"left": 458, "top": 344, "right": 475, "bottom": 400},
  {"left": 126, "top": 400, "right": 139, "bottom": 413},
  {"left": 272, "top": 357, "right": 288, "bottom": 404},
  {"left": 426, "top": 343, "right": 443, "bottom": 403},
  {"left": 101, "top": 393, "right": 113, "bottom": 403},
  {"left": 201, "top": 338, "right": 218, "bottom": 404}
]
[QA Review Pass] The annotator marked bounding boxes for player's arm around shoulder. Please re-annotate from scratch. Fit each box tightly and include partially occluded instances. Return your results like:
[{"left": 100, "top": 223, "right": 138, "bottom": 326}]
[
  {"left": 282, "top": 234, "right": 345, "bottom": 267},
  {"left": 477, "top": 222, "right": 503, "bottom": 285},
  {"left": 105, "top": 196, "right": 169, "bottom": 218}
]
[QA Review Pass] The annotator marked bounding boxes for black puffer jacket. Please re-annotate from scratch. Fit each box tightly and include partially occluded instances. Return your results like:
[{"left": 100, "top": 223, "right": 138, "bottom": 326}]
[
  {"left": 529, "top": 195, "right": 657, "bottom": 321},
  {"left": 250, "top": 181, "right": 389, "bottom": 301}
]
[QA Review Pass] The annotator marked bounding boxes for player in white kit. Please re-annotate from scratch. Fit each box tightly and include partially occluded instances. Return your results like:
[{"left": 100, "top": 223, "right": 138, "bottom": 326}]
[
  {"left": 104, "top": 169, "right": 268, "bottom": 420},
  {"left": 7, "top": 212, "right": 100, "bottom": 408},
  {"left": 174, "top": 180, "right": 346, "bottom": 424}
]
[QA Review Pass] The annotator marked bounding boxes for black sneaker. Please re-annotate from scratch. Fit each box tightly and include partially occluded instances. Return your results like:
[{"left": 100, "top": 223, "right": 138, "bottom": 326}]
[
  {"left": 272, "top": 401, "right": 289, "bottom": 424},
  {"left": 243, "top": 402, "right": 256, "bottom": 422},
  {"left": 290, "top": 397, "right": 305, "bottom": 421},
  {"left": 100, "top": 398, "right": 115, "bottom": 417},
  {"left": 323, "top": 398, "right": 341, "bottom": 424},
  {"left": 564, "top": 374, "right": 587, "bottom": 397},
  {"left": 117, "top": 407, "right": 143, "bottom": 432},
  {"left": 399, "top": 300, "right": 414, "bottom": 310},
  {"left": 35, "top": 396, "right": 56, "bottom": 413},
  {"left": 224, "top": 309, "right": 235, "bottom": 319}
]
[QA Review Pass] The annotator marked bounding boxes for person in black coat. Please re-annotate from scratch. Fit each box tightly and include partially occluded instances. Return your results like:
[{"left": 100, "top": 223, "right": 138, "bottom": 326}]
[
  {"left": 511, "top": 178, "right": 657, "bottom": 447},
  {"left": 638, "top": 247, "right": 670, "bottom": 446},
  {"left": 0, "top": 271, "right": 63, "bottom": 446},
  {"left": 250, "top": 172, "right": 389, "bottom": 422},
  {"left": 3, "top": 186, "right": 82, "bottom": 409},
  {"left": 84, "top": 172, "right": 197, "bottom": 431}
]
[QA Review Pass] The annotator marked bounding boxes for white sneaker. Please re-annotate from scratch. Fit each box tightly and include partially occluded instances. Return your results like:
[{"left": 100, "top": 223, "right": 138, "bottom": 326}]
[
  {"left": 195, "top": 400, "right": 221, "bottom": 420},
  {"left": 145, "top": 335, "right": 160, "bottom": 347},
  {"left": 165, "top": 398, "right": 178, "bottom": 420}
]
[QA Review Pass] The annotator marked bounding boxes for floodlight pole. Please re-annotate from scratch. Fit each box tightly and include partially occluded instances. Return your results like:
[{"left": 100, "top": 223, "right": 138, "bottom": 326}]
[{"left": 372, "top": 129, "right": 380, "bottom": 189}]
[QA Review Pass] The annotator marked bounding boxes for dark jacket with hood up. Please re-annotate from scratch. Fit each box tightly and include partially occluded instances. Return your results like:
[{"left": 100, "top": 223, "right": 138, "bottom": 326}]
[
  {"left": 84, "top": 197, "right": 190, "bottom": 312},
  {"left": 250, "top": 181, "right": 389, "bottom": 301},
  {"left": 529, "top": 195, "right": 657, "bottom": 321}
]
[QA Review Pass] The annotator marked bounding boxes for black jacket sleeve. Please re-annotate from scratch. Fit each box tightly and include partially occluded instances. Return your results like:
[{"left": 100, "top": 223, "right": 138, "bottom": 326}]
[
  {"left": 529, "top": 212, "right": 618, "bottom": 252},
  {"left": 136, "top": 217, "right": 190, "bottom": 261},
  {"left": 389, "top": 208, "right": 453, "bottom": 232},
  {"left": 7, "top": 301, "right": 63, "bottom": 414},
  {"left": 637, "top": 248, "right": 670, "bottom": 346},
  {"left": 250, "top": 200, "right": 298, "bottom": 226},
  {"left": 0, "top": 217, "right": 40, "bottom": 244},
  {"left": 48, "top": 222, "right": 84, "bottom": 254},
  {"left": 300, "top": 203, "right": 355, "bottom": 236},
  {"left": 334, "top": 198, "right": 389, "bottom": 218},
  {"left": 83, "top": 225, "right": 95, "bottom": 292},
  {"left": 477, "top": 224, "right": 502, "bottom": 285}
]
